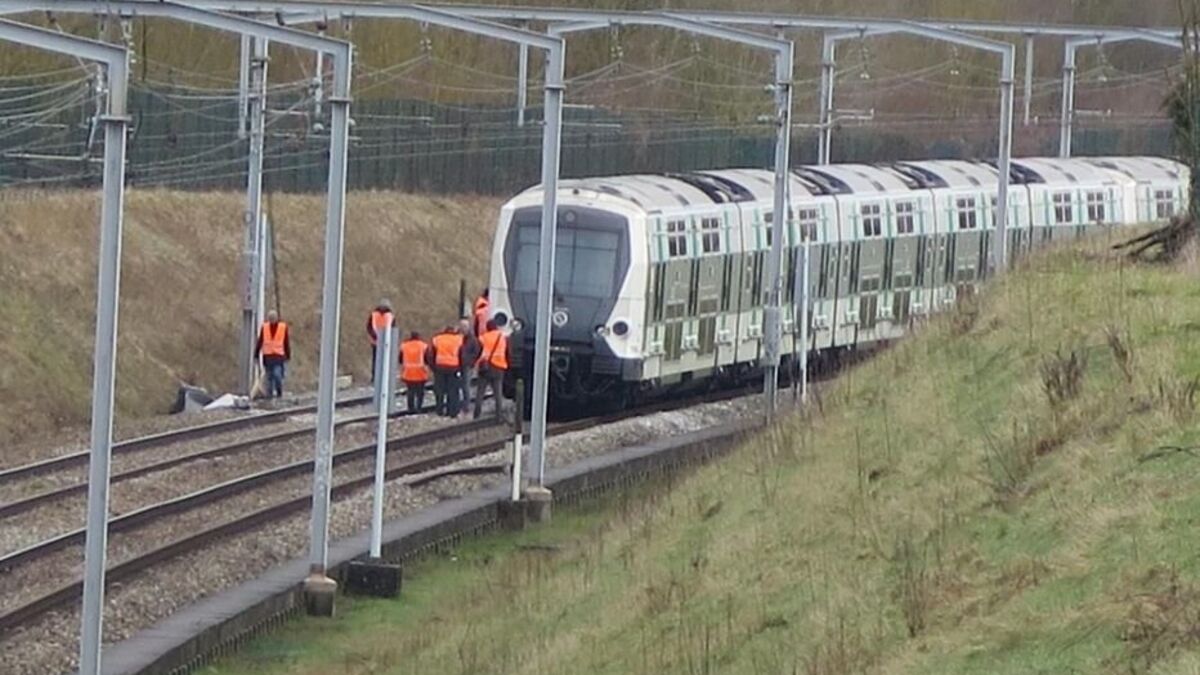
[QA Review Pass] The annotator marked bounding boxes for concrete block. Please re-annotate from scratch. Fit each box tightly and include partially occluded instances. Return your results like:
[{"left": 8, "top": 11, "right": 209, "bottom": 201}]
[
  {"left": 345, "top": 560, "right": 402, "bottom": 598},
  {"left": 302, "top": 573, "right": 338, "bottom": 617},
  {"left": 523, "top": 486, "right": 553, "bottom": 524},
  {"left": 336, "top": 374, "right": 353, "bottom": 390},
  {"left": 496, "top": 499, "right": 528, "bottom": 531}
]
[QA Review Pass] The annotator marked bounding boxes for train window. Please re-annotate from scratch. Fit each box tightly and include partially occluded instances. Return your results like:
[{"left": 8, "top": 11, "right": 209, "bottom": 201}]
[
  {"left": 667, "top": 219, "right": 688, "bottom": 257},
  {"left": 797, "top": 207, "right": 819, "bottom": 242},
  {"left": 1155, "top": 190, "right": 1175, "bottom": 219},
  {"left": 895, "top": 202, "right": 915, "bottom": 235},
  {"left": 956, "top": 197, "right": 978, "bottom": 230},
  {"left": 700, "top": 217, "right": 721, "bottom": 253},
  {"left": 1086, "top": 191, "right": 1106, "bottom": 223},
  {"left": 861, "top": 204, "right": 882, "bottom": 238},
  {"left": 1052, "top": 192, "right": 1073, "bottom": 224}
]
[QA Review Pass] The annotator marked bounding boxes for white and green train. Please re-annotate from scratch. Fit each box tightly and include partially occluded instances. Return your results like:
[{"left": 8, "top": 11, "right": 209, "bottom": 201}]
[{"left": 486, "top": 156, "right": 1189, "bottom": 406}]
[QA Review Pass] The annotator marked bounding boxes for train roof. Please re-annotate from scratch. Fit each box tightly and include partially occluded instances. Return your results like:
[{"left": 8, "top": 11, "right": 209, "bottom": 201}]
[
  {"left": 1080, "top": 156, "right": 1187, "bottom": 183},
  {"left": 512, "top": 156, "right": 1186, "bottom": 213},
  {"left": 1009, "top": 157, "right": 1123, "bottom": 186},
  {"left": 894, "top": 160, "right": 999, "bottom": 189}
]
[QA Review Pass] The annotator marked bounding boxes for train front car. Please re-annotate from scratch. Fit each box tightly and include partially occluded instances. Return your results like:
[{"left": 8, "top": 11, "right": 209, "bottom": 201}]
[{"left": 486, "top": 180, "right": 646, "bottom": 410}]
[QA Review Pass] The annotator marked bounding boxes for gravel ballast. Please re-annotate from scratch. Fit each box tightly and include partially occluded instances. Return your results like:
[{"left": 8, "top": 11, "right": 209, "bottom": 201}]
[{"left": 0, "top": 395, "right": 761, "bottom": 675}]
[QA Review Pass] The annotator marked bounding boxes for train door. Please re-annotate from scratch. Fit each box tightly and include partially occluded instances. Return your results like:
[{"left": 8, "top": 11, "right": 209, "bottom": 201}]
[
  {"left": 695, "top": 214, "right": 724, "bottom": 377},
  {"left": 888, "top": 197, "right": 920, "bottom": 336},
  {"left": 856, "top": 201, "right": 887, "bottom": 346}
]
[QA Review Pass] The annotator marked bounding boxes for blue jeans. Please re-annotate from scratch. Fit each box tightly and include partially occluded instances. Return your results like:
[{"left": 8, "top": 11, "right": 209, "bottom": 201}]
[{"left": 265, "top": 361, "right": 286, "bottom": 398}]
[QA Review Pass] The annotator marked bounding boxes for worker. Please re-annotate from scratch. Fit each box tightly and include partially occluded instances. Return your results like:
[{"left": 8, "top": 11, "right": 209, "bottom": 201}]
[
  {"left": 474, "top": 320, "right": 509, "bottom": 420},
  {"left": 457, "top": 317, "right": 480, "bottom": 419},
  {"left": 473, "top": 288, "right": 490, "bottom": 337},
  {"left": 254, "top": 310, "right": 290, "bottom": 398},
  {"left": 366, "top": 299, "right": 394, "bottom": 383},
  {"left": 400, "top": 331, "right": 431, "bottom": 414},
  {"left": 429, "top": 324, "right": 465, "bottom": 417}
]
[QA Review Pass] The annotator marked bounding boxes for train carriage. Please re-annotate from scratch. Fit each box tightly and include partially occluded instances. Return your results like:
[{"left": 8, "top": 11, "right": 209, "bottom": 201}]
[{"left": 486, "top": 155, "right": 1190, "bottom": 409}]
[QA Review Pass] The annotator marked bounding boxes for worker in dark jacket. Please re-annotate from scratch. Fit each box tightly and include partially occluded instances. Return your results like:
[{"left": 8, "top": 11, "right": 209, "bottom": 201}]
[
  {"left": 429, "top": 324, "right": 465, "bottom": 417},
  {"left": 474, "top": 320, "right": 509, "bottom": 419},
  {"left": 366, "top": 299, "right": 394, "bottom": 383},
  {"left": 254, "top": 310, "right": 291, "bottom": 398},
  {"left": 457, "top": 318, "right": 480, "bottom": 419}
]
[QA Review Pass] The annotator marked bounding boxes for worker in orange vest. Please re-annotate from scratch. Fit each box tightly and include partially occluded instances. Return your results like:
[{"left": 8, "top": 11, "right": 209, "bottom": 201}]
[
  {"left": 473, "top": 289, "right": 490, "bottom": 337},
  {"left": 474, "top": 319, "right": 509, "bottom": 420},
  {"left": 366, "top": 299, "right": 394, "bottom": 383},
  {"left": 399, "top": 331, "right": 431, "bottom": 414},
  {"left": 254, "top": 310, "right": 290, "bottom": 398},
  {"left": 429, "top": 324, "right": 465, "bottom": 417}
]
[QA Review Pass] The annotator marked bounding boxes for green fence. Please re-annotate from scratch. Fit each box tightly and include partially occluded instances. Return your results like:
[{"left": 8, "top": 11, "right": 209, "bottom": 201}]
[{"left": 0, "top": 81, "right": 1175, "bottom": 195}]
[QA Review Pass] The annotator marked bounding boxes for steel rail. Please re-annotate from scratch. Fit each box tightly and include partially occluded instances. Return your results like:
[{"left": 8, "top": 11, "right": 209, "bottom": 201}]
[
  {"left": 0, "top": 418, "right": 499, "bottom": 574},
  {"left": 0, "top": 393, "right": 374, "bottom": 484},
  {"left": 0, "top": 388, "right": 749, "bottom": 636},
  {"left": 0, "top": 409, "right": 388, "bottom": 520}
]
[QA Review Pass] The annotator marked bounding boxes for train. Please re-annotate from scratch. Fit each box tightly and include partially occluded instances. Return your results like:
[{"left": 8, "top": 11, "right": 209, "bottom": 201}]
[{"left": 485, "top": 156, "right": 1190, "bottom": 408}]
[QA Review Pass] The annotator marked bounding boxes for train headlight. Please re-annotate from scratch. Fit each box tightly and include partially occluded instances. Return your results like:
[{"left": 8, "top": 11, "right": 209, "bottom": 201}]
[
  {"left": 594, "top": 324, "right": 610, "bottom": 337},
  {"left": 612, "top": 320, "right": 630, "bottom": 337},
  {"left": 510, "top": 317, "right": 524, "bottom": 332},
  {"left": 494, "top": 311, "right": 509, "bottom": 328}
]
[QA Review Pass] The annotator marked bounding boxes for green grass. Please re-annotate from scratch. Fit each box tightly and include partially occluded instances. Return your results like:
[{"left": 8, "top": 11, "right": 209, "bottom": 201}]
[{"left": 207, "top": 235, "right": 1200, "bottom": 675}]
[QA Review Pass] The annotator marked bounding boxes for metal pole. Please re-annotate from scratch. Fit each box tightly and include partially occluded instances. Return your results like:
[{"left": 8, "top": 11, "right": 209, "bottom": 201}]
[
  {"left": 798, "top": 216, "right": 810, "bottom": 405},
  {"left": 307, "top": 45, "right": 353, "bottom": 580},
  {"left": 762, "top": 41, "right": 794, "bottom": 423},
  {"left": 818, "top": 34, "right": 835, "bottom": 165},
  {"left": 511, "top": 378, "right": 524, "bottom": 501},
  {"left": 517, "top": 42, "right": 528, "bottom": 127},
  {"left": 78, "top": 47, "right": 129, "bottom": 675},
  {"left": 995, "top": 50, "right": 1015, "bottom": 274},
  {"left": 240, "top": 36, "right": 269, "bottom": 394},
  {"left": 237, "top": 33, "right": 250, "bottom": 139},
  {"left": 528, "top": 43, "right": 565, "bottom": 487},
  {"left": 313, "top": 25, "right": 325, "bottom": 120},
  {"left": 1059, "top": 42, "right": 1077, "bottom": 158},
  {"left": 369, "top": 317, "right": 393, "bottom": 559},
  {"left": 1022, "top": 35, "right": 1034, "bottom": 126}
]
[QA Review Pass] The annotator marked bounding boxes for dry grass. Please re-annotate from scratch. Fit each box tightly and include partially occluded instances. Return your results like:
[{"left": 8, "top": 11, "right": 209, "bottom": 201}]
[
  {"left": 0, "top": 188, "right": 502, "bottom": 451},
  {"left": 206, "top": 230, "right": 1200, "bottom": 675}
]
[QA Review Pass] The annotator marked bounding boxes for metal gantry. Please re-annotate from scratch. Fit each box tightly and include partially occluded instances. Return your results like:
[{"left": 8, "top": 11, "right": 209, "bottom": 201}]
[
  {"left": 278, "top": 4, "right": 568, "bottom": 495},
  {"left": 0, "top": 19, "right": 129, "bottom": 675},
  {"left": 1059, "top": 30, "right": 1183, "bottom": 158},
  {"left": 817, "top": 21, "right": 1016, "bottom": 272},
  {"left": 548, "top": 12, "right": 794, "bottom": 425}
]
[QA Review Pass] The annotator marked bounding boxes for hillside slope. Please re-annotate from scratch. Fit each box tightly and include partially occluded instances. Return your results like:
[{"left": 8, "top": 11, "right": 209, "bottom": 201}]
[
  {"left": 211, "top": 235, "right": 1200, "bottom": 674},
  {"left": 0, "top": 189, "right": 502, "bottom": 449}
]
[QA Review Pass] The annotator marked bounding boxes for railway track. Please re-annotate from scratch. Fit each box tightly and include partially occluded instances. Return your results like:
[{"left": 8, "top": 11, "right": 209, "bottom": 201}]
[
  {"left": 0, "top": 407, "right": 383, "bottom": 521},
  {"left": 0, "top": 393, "right": 375, "bottom": 484},
  {"left": 0, "top": 388, "right": 748, "bottom": 639}
]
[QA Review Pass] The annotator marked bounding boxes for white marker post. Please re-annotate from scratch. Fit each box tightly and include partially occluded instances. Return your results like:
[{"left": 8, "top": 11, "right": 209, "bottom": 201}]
[{"left": 370, "top": 317, "right": 394, "bottom": 559}]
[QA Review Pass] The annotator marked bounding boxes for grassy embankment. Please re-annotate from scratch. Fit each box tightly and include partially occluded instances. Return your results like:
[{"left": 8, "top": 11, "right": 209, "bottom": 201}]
[
  {"left": 0, "top": 190, "right": 501, "bottom": 448},
  {"left": 207, "top": 234, "right": 1200, "bottom": 674}
]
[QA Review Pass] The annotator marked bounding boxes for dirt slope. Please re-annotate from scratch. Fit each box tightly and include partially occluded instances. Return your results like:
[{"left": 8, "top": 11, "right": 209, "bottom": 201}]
[{"left": 0, "top": 189, "right": 503, "bottom": 449}]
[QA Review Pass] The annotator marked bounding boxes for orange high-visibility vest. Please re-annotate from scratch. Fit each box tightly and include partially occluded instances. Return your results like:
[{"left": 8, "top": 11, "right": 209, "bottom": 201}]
[
  {"left": 260, "top": 321, "right": 288, "bottom": 357},
  {"left": 477, "top": 329, "right": 508, "bottom": 370},
  {"left": 400, "top": 339, "right": 429, "bottom": 383},
  {"left": 431, "top": 332, "right": 464, "bottom": 368},
  {"left": 473, "top": 296, "right": 490, "bottom": 335},
  {"left": 369, "top": 310, "right": 393, "bottom": 345}
]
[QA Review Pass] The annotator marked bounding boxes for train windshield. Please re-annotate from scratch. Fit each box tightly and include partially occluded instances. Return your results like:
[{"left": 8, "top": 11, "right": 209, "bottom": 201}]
[{"left": 513, "top": 224, "right": 621, "bottom": 298}]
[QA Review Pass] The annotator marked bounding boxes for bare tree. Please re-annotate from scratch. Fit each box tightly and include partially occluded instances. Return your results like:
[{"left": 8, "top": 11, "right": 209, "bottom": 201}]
[{"left": 1169, "top": 0, "right": 1200, "bottom": 221}]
